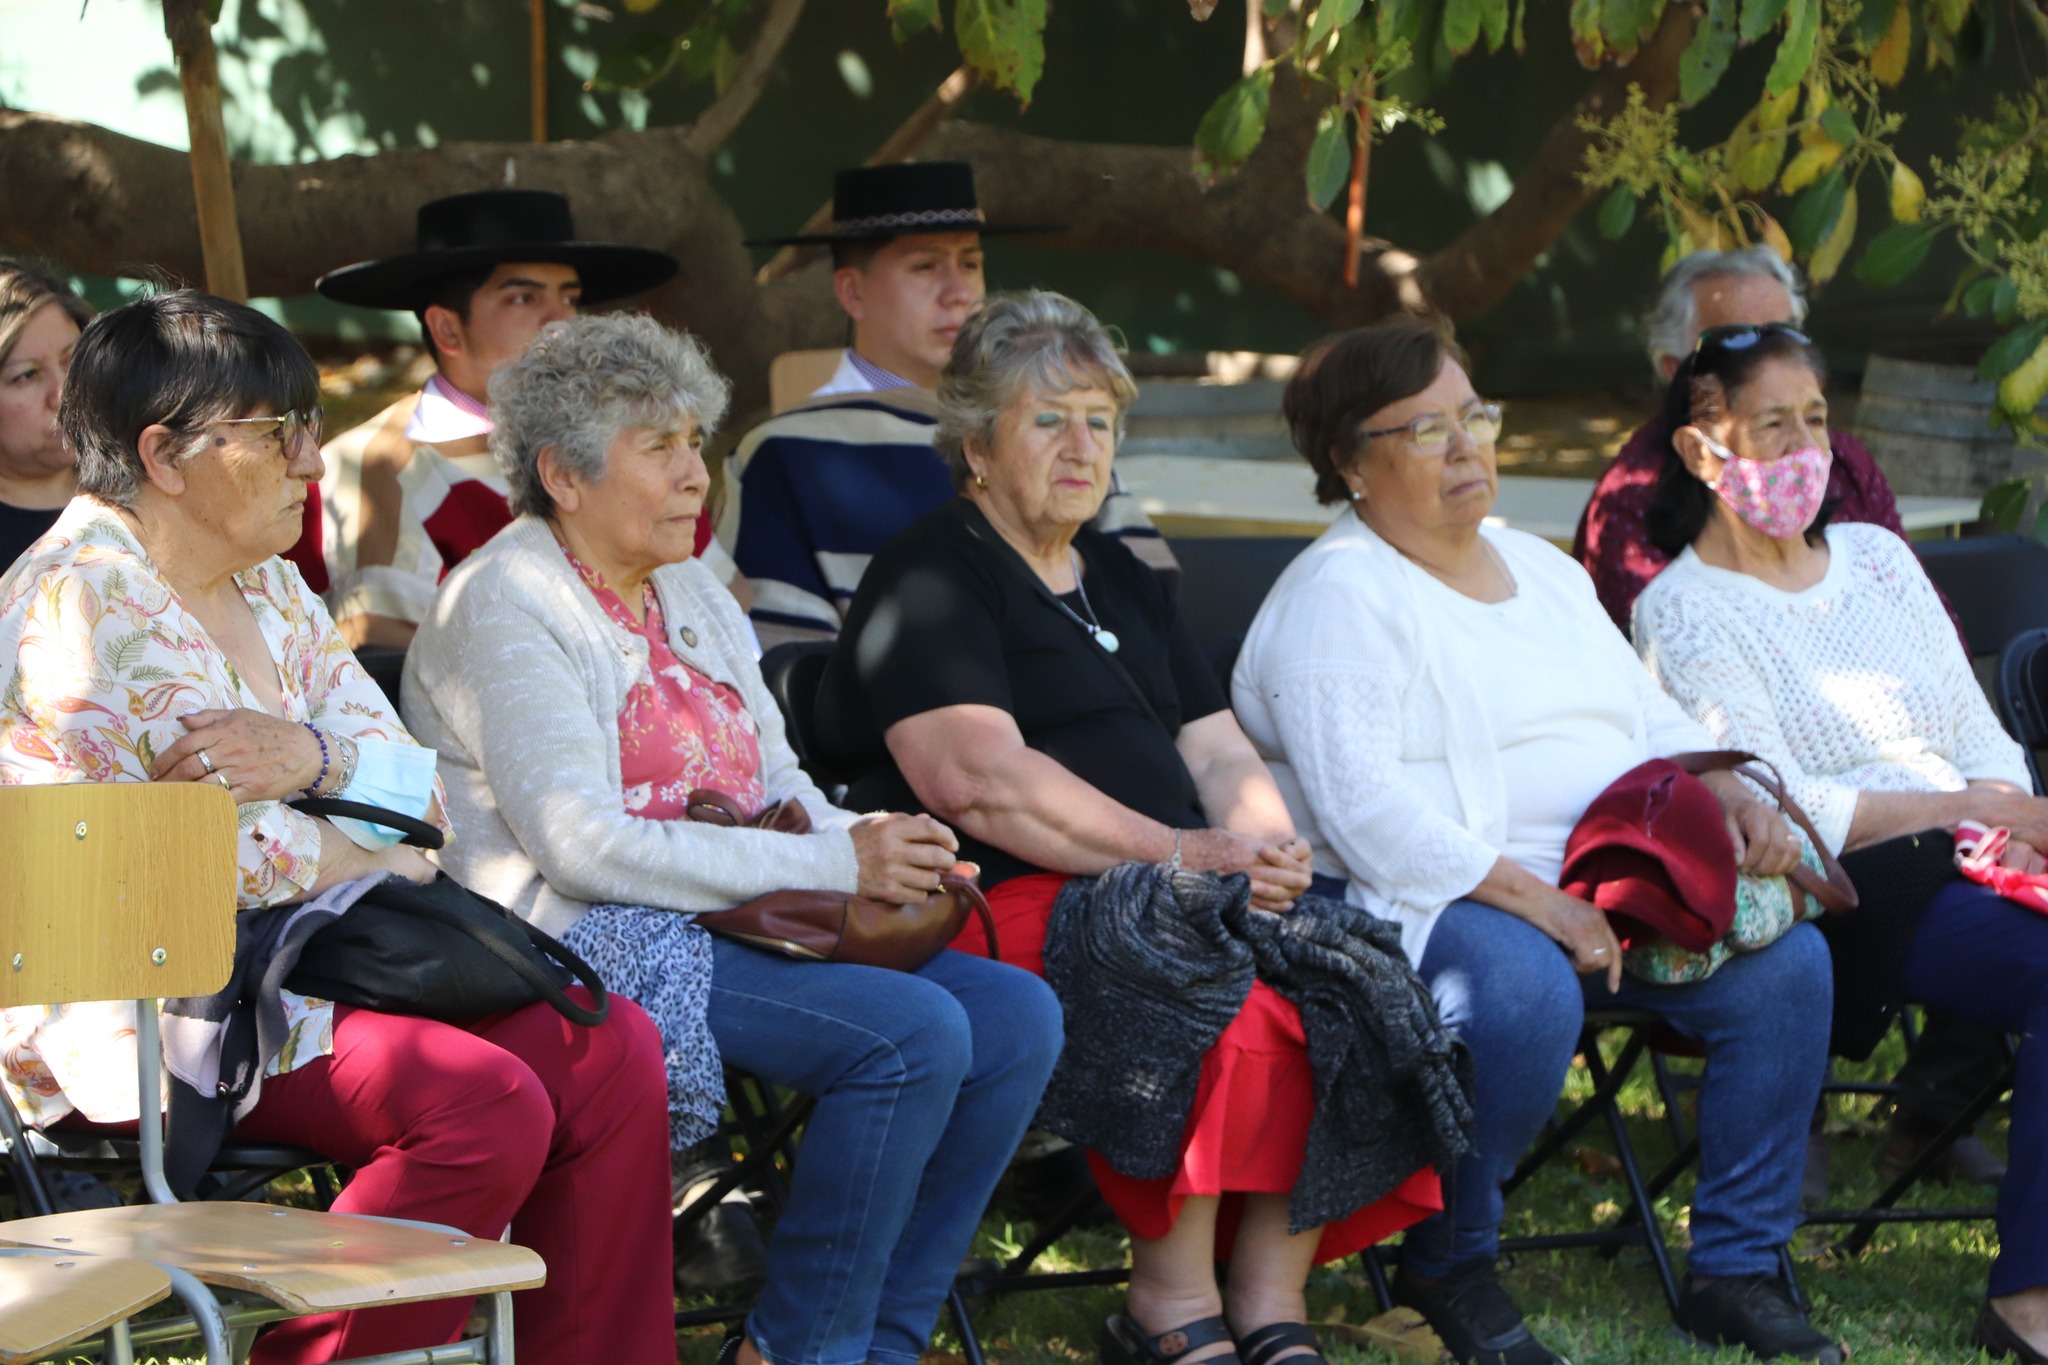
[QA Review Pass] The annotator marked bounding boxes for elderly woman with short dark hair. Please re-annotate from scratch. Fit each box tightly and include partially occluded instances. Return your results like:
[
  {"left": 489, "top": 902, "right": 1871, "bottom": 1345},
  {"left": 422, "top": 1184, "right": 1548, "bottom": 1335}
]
[
  {"left": 405, "top": 311, "right": 1062, "bottom": 1365},
  {"left": 0, "top": 290, "right": 676, "bottom": 1365},
  {"left": 1232, "top": 316, "right": 1839, "bottom": 1365},
  {"left": 816, "top": 291, "right": 1463, "bottom": 1365}
]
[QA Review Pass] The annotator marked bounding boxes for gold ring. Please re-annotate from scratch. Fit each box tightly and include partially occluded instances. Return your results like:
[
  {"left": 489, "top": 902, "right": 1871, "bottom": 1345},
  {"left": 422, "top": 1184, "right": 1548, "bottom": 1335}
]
[{"left": 215, "top": 772, "right": 231, "bottom": 790}]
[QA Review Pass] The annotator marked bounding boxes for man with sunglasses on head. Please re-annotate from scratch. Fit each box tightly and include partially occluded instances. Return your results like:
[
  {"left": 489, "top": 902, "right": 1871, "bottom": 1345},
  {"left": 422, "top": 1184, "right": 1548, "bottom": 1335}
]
[
  {"left": 1575, "top": 249, "right": 2000, "bottom": 1205},
  {"left": 721, "top": 163, "right": 1173, "bottom": 650},
  {"left": 1573, "top": 247, "right": 1919, "bottom": 637},
  {"left": 296, "top": 190, "right": 684, "bottom": 649}
]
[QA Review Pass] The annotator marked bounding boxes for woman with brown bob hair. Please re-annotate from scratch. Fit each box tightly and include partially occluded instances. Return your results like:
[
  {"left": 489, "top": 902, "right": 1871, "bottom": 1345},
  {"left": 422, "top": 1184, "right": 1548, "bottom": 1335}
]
[
  {"left": 0, "top": 262, "right": 92, "bottom": 569},
  {"left": 1233, "top": 316, "right": 1840, "bottom": 1365}
]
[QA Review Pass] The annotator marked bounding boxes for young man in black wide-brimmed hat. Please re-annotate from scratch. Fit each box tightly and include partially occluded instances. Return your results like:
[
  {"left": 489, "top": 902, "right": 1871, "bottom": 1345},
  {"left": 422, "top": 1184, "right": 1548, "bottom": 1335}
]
[
  {"left": 717, "top": 161, "right": 1174, "bottom": 650},
  {"left": 290, "top": 190, "right": 686, "bottom": 649}
]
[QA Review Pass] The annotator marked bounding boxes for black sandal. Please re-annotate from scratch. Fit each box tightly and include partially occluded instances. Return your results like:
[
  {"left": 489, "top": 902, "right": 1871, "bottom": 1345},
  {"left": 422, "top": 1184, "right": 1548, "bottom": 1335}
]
[
  {"left": 1976, "top": 1303, "right": 2048, "bottom": 1364},
  {"left": 1236, "top": 1322, "right": 1328, "bottom": 1365},
  {"left": 1100, "top": 1314, "right": 1240, "bottom": 1365}
]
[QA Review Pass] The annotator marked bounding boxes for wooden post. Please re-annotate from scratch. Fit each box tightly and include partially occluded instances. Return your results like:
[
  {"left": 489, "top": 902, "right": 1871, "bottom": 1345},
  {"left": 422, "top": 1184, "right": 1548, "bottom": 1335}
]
[
  {"left": 161, "top": 0, "right": 248, "bottom": 302},
  {"left": 531, "top": 0, "right": 548, "bottom": 143}
]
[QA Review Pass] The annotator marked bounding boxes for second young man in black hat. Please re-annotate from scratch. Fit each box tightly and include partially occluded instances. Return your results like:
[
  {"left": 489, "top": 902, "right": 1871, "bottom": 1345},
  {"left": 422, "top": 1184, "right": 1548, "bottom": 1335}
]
[
  {"left": 720, "top": 162, "right": 1173, "bottom": 649},
  {"left": 298, "top": 189, "right": 685, "bottom": 648}
]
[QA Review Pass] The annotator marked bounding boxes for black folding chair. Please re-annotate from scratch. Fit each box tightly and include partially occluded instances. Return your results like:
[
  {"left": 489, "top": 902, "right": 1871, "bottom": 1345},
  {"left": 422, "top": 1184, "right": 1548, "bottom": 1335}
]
[
  {"left": 1999, "top": 626, "right": 2048, "bottom": 792},
  {"left": 1167, "top": 536, "right": 1310, "bottom": 654},
  {"left": 1913, "top": 534, "right": 2048, "bottom": 659},
  {"left": 758, "top": 641, "right": 840, "bottom": 789}
]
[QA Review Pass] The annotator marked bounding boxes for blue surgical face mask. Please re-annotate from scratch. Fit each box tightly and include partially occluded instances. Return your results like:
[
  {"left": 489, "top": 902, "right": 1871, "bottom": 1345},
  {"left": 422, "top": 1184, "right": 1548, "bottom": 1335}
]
[{"left": 327, "top": 739, "right": 441, "bottom": 851}]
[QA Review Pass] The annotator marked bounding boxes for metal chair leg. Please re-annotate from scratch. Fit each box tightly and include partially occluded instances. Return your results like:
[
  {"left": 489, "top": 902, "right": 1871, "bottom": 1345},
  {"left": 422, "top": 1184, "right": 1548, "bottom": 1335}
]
[{"left": 950, "top": 1287, "right": 989, "bottom": 1365}]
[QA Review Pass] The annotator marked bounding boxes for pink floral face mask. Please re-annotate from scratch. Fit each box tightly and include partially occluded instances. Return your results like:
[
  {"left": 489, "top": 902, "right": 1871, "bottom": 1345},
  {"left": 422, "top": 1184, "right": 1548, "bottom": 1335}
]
[{"left": 1703, "top": 437, "right": 1832, "bottom": 540}]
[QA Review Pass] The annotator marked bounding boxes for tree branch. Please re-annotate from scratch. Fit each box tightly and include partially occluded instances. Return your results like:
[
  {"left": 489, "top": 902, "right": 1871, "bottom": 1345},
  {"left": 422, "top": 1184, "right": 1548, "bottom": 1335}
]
[
  {"left": 679, "top": 0, "right": 809, "bottom": 159},
  {"left": 1415, "top": 0, "right": 1697, "bottom": 317}
]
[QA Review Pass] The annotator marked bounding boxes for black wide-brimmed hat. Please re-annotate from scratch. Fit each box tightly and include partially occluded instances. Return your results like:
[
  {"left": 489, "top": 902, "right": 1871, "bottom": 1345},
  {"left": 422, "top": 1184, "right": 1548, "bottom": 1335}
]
[
  {"left": 317, "top": 190, "right": 680, "bottom": 311},
  {"left": 745, "top": 162, "right": 1062, "bottom": 247}
]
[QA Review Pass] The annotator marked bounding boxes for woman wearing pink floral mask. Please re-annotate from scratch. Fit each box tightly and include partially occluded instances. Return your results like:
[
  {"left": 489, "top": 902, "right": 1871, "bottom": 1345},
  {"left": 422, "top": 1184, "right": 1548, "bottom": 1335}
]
[{"left": 1635, "top": 321, "right": 2048, "bottom": 1363}]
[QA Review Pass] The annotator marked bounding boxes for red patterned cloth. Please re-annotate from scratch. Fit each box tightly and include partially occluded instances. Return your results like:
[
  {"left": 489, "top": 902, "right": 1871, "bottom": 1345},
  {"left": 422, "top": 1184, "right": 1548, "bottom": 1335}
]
[
  {"left": 559, "top": 543, "right": 764, "bottom": 819},
  {"left": 1571, "top": 420, "right": 1962, "bottom": 641},
  {"left": 958, "top": 872, "right": 1442, "bottom": 1263}
]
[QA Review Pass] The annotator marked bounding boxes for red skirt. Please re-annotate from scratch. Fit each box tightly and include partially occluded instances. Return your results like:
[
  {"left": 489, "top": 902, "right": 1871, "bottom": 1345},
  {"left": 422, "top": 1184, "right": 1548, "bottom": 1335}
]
[{"left": 954, "top": 872, "right": 1442, "bottom": 1263}]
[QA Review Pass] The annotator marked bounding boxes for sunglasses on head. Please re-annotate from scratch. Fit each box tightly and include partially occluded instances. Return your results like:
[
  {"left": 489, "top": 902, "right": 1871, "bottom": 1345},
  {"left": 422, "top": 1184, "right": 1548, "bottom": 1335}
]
[{"left": 1693, "top": 322, "right": 1812, "bottom": 356}]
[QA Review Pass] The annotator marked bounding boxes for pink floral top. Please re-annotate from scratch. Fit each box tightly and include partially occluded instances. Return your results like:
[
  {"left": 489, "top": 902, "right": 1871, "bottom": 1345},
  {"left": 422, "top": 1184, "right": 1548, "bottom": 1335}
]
[
  {"left": 0, "top": 499, "right": 451, "bottom": 1125},
  {"left": 561, "top": 544, "right": 764, "bottom": 819}
]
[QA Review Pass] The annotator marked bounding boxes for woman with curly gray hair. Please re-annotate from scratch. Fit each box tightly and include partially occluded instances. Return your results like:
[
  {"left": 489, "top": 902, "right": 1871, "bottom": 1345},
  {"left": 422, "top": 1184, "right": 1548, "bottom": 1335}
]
[
  {"left": 818, "top": 292, "right": 1460, "bottom": 1365},
  {"left": 405, "top": 311, "right": 1062, "bottom": 1365}
]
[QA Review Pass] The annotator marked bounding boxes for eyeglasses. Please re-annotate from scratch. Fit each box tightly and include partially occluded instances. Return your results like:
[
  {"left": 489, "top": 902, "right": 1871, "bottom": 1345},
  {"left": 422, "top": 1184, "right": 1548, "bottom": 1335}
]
[
  {"left": 1694, "top": 323, "right": 1811, "bottom": 356},
  {"left": 216, "top": 408, "right": 324, "bottom": 455},
  {"left": 1360, "top": 402, "right": 1503, "bottom": 458}
]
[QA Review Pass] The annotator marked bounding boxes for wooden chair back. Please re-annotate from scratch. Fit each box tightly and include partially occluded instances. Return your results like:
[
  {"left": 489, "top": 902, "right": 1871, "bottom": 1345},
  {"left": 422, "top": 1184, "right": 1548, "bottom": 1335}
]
[
  {"left": 769, "top": 349, "right": 844, "bottom": 414},
  {"left": 0, "top": 784, "right": 238, "bottom": 1008}
]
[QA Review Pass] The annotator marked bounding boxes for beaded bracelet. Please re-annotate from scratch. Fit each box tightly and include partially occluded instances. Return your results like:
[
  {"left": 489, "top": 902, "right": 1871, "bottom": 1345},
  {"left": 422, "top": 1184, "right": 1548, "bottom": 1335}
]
[{"left": 301, "top": 723, "right": 331, "bottom": 796}]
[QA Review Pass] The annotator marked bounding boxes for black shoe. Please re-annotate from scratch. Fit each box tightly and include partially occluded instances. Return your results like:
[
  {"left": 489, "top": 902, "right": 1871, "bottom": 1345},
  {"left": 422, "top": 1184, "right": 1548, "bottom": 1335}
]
[
  {"left": 1392, "top": 1258, "right": 1565, "bottom": 1365},
  {"left": 1008, "top": 1143, "right": 1117, "bottom": 1230},
  {"left": 673, "top": 1154, "right": 770, "bottom": 1296},
  {"left": 1674, "top": 1275, "right": 1843, "bottom": 1363},
  {"left": 1877, "top": 1118, "right": 2008, "bottom": 1188},
  {"left": 1974, "top": 1302, "right": 2048, "bottom": 1363}
]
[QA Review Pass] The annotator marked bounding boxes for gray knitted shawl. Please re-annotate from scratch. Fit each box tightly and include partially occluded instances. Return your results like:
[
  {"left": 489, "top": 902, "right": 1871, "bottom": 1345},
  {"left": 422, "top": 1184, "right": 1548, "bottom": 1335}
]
[{"left": 1037, "top": 861, "right": 1474, "bottom": 1233}]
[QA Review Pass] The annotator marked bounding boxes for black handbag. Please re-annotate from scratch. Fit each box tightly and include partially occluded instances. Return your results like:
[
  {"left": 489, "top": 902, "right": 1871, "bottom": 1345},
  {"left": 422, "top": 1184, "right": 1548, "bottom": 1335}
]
[{"left": 283, "top": 797, "right": 609, "bottom": 1026}]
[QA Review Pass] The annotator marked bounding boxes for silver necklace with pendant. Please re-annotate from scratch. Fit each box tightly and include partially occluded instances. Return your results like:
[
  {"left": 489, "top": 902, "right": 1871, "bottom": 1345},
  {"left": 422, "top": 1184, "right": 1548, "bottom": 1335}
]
[{"left": 1053, "top": 548, "right": 1120, "bottom": 652}]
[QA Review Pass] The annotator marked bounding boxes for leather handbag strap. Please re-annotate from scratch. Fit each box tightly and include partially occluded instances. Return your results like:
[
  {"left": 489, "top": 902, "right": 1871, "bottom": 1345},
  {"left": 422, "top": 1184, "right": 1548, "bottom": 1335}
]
[
  {"left": 389, "top": 879, "right": 609, "bottom": 1026},
  {"left": 1666, "top": 750, "right": 1859, "bottom": 914},
  {"left": 290, "top": 797, "right": 445, "bottom": 850},
  {"left": 943, "top": 871, "right": 1002, "bottom": 962}
]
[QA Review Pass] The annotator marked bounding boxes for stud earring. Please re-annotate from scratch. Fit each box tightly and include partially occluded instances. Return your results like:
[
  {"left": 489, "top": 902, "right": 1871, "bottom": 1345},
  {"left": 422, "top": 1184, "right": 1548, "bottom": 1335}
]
[{"left": 973, "top": 472, "right": 988, "bottom": 489}]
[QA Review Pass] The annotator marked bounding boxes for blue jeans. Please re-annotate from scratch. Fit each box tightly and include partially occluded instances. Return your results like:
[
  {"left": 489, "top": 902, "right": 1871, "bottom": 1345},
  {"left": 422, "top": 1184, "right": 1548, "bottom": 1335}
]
[
  {"left": 1397, "top": 900, "right": 1831, "bottom": 1281},
  {"left": 707, "top": 940, "right": 1063, "bottom": 1365},
  {"left": 1902, "top": 881, "right": 2048, "bottom": 1296}
]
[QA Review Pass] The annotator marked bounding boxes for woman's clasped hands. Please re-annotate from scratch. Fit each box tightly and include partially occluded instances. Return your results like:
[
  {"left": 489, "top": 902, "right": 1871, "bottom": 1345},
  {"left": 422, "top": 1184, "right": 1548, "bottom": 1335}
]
[
  {"left": 1177, "top": 829, "right": 1314, "bottom": 912},
  {"left": 151, "top": 706, "right": 323, "bottom": 803},
  {"left": 851, "top": 812, "right": 966, "bottom": 904}
]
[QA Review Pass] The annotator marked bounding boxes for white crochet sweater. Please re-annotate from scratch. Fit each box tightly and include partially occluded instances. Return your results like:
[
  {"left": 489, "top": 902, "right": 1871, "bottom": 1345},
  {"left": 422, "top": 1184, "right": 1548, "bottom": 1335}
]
[
  {"left": 1633, "top": 521, "right": 2030, "bottom": 856},
  {"left": 1232, "top": 510, "right": 1711, "bottom": 965},
  {"left": 403, "top": 514, "right": 859, "bottom": 938}
]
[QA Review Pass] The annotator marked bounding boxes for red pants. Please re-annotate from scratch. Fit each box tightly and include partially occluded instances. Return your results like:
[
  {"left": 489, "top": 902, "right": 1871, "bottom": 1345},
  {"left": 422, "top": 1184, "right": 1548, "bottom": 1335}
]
[
  {"left": 960, "top": 874, "right": 1442, "bottom": 1264},
  {"left": 231, "top": 990, "right": 676, "bottom": 1365}
]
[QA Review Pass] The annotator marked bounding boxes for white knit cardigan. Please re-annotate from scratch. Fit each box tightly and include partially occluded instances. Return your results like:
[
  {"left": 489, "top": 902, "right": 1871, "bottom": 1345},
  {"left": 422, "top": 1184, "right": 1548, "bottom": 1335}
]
[
  {"left": 403, "top": 514, "right": 860, "bottom": 938},
  {"left": 1634, "top": 522, "right": 2030, "bottom": 856},
  {"left": 1232, "top": 510, "right": 1711, "bottom": 965}
]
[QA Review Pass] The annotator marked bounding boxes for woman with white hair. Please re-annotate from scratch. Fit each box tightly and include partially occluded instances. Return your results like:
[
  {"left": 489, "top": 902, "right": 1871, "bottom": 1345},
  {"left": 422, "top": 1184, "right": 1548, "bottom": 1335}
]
[
  {"left": 817, "top": 291, "right": 1463, "bottom": 1365},
  {"left": 405, "top": 312, "right": 1063, "bottom": 1365}
]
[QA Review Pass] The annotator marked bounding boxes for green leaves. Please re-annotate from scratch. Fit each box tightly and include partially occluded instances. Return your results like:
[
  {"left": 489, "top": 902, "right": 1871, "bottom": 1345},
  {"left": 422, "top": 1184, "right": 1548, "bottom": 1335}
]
[
  {"left": 590, "top": 32, "right": 688, "bottom": 91},
  {"left": 1444, "top": 0, "right": 1484, "bottom": 53},
  {"left": 1306, "top": 108, "right": 1353, "bottom": 211},
  {"left": 1764, "top": 0, "right": 1821, "bottom": 95},
  {"left": 1787, "top": 167, "right": 1847, "bottom": 256},
  {"left": 1481, "top": 0, "right": 1511, "bottom": 50},
  {"left": 1304, "top": 0, "right": 1366, "bottom": 53},
  {"left": 1820, "top": 104, "right": 1859, "bottom": 145},
  {"left": 1597, "top": 184, "right": 1638, "bottom": 239},
  {"left": 1979, "top": 318, "right": 2048, "bottom": 383},
  {"left": 888, "top": 0, "right": 942, "bottom": 42},
  {"left": 957, "top": 0, "right": 1048, "bottom": 105},
  {"left": 1854, "top": 0, "right": 1900, "bottom": 46},
  {"left": 1741, "top": 0, "right": 1789, "bottom": 41},
  {"left": 1852, "top": 223, "right": 1936, "bottom": 286},
  {"left": 1680, "top": 0, "right": 1739, "bottom": 105},
  {"left": 1194, "top": 67, "right": 1275, "bottom": 182}
]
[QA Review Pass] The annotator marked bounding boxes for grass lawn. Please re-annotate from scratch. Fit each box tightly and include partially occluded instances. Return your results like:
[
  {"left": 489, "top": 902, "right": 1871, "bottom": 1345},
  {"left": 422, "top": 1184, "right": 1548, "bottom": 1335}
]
[{"left": 681, "top": 1021, "right": 2010, "bottom": 1365}]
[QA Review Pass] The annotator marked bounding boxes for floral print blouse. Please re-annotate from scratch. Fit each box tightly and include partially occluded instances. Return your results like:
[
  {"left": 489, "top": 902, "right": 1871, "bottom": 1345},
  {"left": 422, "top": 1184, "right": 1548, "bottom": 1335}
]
[
  {"left": 0, "top": 498, "right": 450, "bottom": 1126},
  {"left": 561, "top": 543, "right": 765, "bottom": 819}
]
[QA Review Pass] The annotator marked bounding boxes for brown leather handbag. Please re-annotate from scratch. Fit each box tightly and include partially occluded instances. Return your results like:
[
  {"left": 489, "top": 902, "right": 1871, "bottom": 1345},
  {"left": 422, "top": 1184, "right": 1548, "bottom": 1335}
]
[{"left": 684, "top": 789, "right": 1000, "bottom": 972}]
